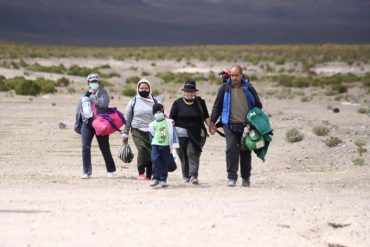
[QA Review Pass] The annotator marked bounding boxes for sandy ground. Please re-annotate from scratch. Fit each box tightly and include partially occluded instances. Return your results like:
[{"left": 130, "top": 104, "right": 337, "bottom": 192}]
[{"left": 0, "top": 59, "right": 370, "bottom": 246}]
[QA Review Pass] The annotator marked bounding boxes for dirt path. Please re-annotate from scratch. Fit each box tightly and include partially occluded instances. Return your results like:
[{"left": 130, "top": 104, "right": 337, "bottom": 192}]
[{"left": 0, "top": 77, "right": 369, "bottom": 246}]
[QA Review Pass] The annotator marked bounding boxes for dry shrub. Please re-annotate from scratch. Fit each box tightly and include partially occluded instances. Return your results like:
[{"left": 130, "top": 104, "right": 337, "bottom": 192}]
[
  {"left": 352, "top": 157, "right": 365, "bottom": 166},
  {"left": 324, "top": 136, "right": 342, "bottom": 147},
  {"left": 286, "top": 128, "right": 304, "bottom": 143},
  {"left": 312, "top": 125, "right": 330, "bottom": 136}
]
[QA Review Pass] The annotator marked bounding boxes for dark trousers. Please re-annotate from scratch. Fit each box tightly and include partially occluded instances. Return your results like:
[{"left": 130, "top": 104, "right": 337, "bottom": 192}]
[
  {"left": 151, "top": 145, "right": 170, "bottom": 181},
  {"left": 176, "top": 136, "right": 206, "bottom": 179},
  {"left": 81, "top": 121, "right": 116, "bottom": 175},
  {"left": 223, "top": 126, "right": 251, "bottom": 180},
  {"left": 131, "top": 128, "right": 152, "bottom": 177}
]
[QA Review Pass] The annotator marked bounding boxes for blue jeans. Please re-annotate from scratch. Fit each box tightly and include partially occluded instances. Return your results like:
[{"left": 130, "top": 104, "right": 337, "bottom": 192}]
[
  {"left": 151, "top": 145, "right": 170, "bottom": 181},
  {"left": 81, "top": 121, "right": 116, "bottom": 175}
]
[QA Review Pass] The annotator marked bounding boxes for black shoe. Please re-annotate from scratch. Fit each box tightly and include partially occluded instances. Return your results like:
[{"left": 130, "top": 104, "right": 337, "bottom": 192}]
[{"left": 242, "top": 178, "right": 250, "bottom": 187}]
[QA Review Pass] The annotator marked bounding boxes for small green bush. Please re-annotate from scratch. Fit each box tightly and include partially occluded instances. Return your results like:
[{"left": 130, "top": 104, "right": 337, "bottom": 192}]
[
  {"left": 361, "top": 72, "right": 370, "bottom": 87},
  {"left": 122, "top": 86, "right": 136, "bottom": 97},
  {"left": 98, "top": 64, "right": 111, "bottom": 69},
  {"left": 67, "top": 87, "right": 76, "bottom": 94},
  {"left": 100, "top": 80, "right": 114, "bottom": 88},
  {"left": 324, "top": 136, "right": 342, "bottom": 147},
  {"left": 357, "top": 107, "right": 370, "bottom": 114},
  {"left": 101, "top": 72, "right": 120, "bottom": 78},
  {"left": 352, "top": 157, "right": 365, "bottom": 166},
  {"left": 126, "top": 76, "right": 141, "bottom": 84},
  {"left": 286, "top": 128, "right": 304, "bottom": 143},
  {"left": 0, "top": 75, "right": 7, "bottom": 91},
  {"left": 354, "top": 139, "right": 367, "bottom": 156},
  {"left": 152, "top": 89, "right": 160, "bottom": 96},
  {"left": 274, "top": 56, "right": 286, "bottom": 65},
  {"left": 68, "top": 65, "right": 91, "bottom": 77},
  {"left": 15, "top": 79, "right": 42, "bottom": 96},
  {"left": 56, "top": 77, "right": 70, "bottom": 87},
  {"left": 5, "top": 76, "right": 26, "bottom": 90},
  {"left": 331, "top": 83, "right": 348, "bottom": 94},
  {"left": 312, "top": 125, "right": 330, "bottom": 136},
  {"left": 156, "top": 71, "right": 207, "bottom": 84},
  {"left": 141, "top": 71, "right": 151, "bottom": 77},
  {"left": 35, "top": 77, "right": 57, "bottom": 94}
]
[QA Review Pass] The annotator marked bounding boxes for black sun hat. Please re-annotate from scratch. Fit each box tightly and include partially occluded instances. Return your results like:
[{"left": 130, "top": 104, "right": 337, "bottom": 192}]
[{"left": 181, "top": 80, "right": 198, "bottom": 92}]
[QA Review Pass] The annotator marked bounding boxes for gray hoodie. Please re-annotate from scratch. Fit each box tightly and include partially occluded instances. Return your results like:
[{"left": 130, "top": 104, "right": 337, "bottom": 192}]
[{"left": 122, "top": 79, "right": 160, "bottom": 138}]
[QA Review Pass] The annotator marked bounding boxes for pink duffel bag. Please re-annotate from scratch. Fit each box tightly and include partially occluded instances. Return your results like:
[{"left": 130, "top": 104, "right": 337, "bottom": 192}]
[{"left": 92, "top": 103, "right": 125, "bottom": 136}]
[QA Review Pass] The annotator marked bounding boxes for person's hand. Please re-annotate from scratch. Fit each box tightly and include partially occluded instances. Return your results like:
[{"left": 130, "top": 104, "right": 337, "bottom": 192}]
[
  {"left": 85, "top": 91, "right": 92, "bottom": 97},
  {"left": 122, "top": 137, "right": 128, "bottom": 144},
  {"left": 209, "top": 122, "right": 217, "bottom": 135}
]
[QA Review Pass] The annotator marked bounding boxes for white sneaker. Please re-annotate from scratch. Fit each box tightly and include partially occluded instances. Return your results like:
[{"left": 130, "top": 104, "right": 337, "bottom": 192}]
[
  {"left": 80, "top": 174, "right": 89, "bottom": 179},
  {"left": 160, "top": 181, "right": 168, "bottom": 188},
  {"left": 150, "top": 179, "right": 159, "bottom": 187},
  {"left": 107, "top": 172, "right": 115, "bottom": 178}
]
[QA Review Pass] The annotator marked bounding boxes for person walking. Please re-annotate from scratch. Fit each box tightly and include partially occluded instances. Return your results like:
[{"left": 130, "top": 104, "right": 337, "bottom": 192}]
[
  {"left": 169, "top": 80, "right": 210, "bottom": 185},
  {"left": 74, "top": 73, "right": 116, "bottom": 179},
  {"left": 149, "top": 103, "right": 178, "bottom": 188},
  {"left": 209, "top": 65, "right": 262, "bottom": 187},
  {"left": 121, "top": 78, "right": 160, "bottom": 180}
]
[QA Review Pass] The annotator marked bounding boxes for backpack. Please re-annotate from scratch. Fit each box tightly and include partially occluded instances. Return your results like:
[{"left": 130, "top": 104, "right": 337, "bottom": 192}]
[{"left": 218, "top": 70, "right": 249, "bottom": 84}]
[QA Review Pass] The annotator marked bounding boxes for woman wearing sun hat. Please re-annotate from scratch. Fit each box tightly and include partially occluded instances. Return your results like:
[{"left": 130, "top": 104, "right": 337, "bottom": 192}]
[{"left": 169, "top": 80, "right": 210, "bottom": 185}]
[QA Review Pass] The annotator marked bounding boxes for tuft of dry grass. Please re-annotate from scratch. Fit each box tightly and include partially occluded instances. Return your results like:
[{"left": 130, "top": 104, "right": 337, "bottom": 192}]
[{"left": 286, "top": 128, "right": 304, "bottom": 143}]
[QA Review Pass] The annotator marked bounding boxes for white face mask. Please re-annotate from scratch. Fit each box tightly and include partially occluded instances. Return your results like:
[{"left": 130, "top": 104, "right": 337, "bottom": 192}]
[
  {"left": 154, "top": 112, "right": 165, "bottom": 121},
  {"left": 89, "top": 82, "right": 100, "bottom": 91}
]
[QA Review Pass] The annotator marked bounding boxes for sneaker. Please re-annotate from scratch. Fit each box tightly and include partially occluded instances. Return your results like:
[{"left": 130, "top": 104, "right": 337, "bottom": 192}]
[
  {"left": 80, "top": 174, "right": 90, "bottom": 179},
  {"left": 107, "top": 172, "right": 115, "bottom": 178},
  {"left": 150, "top": 179, "right": 159, "bottom": 187},
  {"left": 190, "top": 177, "right": 199, "bottom": 185},
  {"left": 138, "top": 173, "right": 146, "bottom": 180},
  {"left": 227, "top": 179, "right": 236, "bottom": 187},
  {"left": 242, "top": 178, "right": 250, "bottom": 187},
  {"left": 182, "top": 177, "right": 190, "bottom": 183},
  {"left": 160, "top": 181, "right": 168, "bottom": 188}
]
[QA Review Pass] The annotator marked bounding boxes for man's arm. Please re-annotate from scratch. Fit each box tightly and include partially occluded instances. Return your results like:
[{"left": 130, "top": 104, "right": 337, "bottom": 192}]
[
  {"left": 250, "top": 85, "right": 263, "bottom": 109},
  {"left": 209, "top": 85, "right": 225, "bottom": 134}
]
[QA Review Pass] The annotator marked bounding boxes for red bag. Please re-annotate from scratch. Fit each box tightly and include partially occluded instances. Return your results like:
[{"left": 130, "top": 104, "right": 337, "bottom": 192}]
[{"left": 91, "top": 103, "right": 125, "bottom": 136}]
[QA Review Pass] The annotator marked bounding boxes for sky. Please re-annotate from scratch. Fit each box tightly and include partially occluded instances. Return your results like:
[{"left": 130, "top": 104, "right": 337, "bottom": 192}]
[{"left": 0, "top": 0, "right": 369, "bottom": 46}]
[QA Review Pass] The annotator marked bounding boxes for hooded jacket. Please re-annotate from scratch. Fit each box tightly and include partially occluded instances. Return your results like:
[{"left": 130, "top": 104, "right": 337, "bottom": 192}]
[{"left": 122, "top": 79, "right": 161, "bottom": 137}]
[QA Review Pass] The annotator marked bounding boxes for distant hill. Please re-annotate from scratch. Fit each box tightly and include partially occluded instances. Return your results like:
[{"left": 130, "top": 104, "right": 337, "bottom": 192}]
[{"left": 0, "top": 0, "right": 369, "bottom": 46}]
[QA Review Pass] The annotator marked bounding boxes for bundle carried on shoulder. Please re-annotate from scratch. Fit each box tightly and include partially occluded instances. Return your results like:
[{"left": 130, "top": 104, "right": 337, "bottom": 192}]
[{"left": 243, "top": 107, "right": 273, "bottom": 161}]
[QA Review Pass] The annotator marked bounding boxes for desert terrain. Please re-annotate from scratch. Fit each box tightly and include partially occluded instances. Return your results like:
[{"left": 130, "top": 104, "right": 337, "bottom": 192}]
[{"left": 0, "top": 56, "right": 369, "bottom": 247}]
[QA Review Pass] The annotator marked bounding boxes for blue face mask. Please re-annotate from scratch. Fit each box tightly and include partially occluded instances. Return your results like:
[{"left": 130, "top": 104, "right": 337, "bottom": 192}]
[
  {"left": 89, "top": 82, "right": 100, "bottom": 91},
  {"left": 154, "top": 112, "right": 164, "bottom": 121}
]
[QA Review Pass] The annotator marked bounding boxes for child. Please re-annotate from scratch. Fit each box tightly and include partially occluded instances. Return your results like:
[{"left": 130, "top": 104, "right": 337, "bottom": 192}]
[{"left": 148, "top": 103, "right": 179, "bottom": 188}]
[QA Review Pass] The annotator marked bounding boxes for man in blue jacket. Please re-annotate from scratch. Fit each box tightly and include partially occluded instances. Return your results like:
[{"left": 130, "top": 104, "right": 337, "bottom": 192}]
[{"left": 209, "top": 65, "right": 262, "bottom": 187}]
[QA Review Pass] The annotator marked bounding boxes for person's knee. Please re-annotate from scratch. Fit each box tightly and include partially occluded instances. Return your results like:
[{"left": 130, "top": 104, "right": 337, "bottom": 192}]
[{"left": 82, "top": 144, "right": 90, "bottom": 149}]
